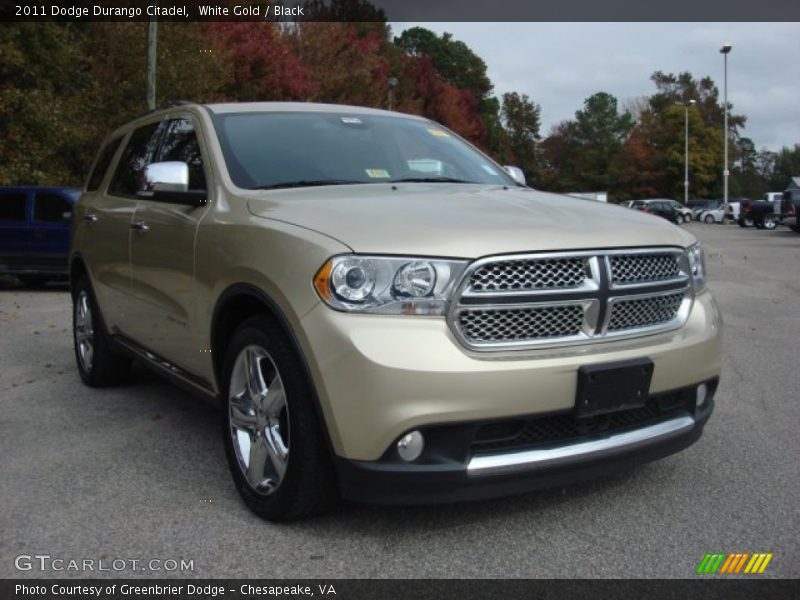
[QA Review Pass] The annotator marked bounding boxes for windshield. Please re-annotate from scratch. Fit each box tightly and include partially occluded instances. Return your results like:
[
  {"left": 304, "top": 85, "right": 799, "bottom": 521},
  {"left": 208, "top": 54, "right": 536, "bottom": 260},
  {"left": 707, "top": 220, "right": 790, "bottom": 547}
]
[{"left": 212, "top": 111, "right": 516, "bottom": 190}]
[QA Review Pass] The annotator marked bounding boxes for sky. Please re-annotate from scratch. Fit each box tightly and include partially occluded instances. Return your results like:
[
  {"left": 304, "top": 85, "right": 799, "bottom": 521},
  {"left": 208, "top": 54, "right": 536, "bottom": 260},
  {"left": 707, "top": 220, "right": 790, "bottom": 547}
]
[{"left": 393, "top": 22, "right": 800, "bottom": 152}]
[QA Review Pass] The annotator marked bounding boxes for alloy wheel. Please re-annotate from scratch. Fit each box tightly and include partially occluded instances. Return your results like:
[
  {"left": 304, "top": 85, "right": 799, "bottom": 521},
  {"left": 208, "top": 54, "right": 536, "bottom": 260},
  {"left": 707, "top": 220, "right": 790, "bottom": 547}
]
[
  {"left": 228, "top": 345, "right": 290, "bottom": 495},
  {"left": 74, "top": 291, "right": 94, "bottom": 372}
]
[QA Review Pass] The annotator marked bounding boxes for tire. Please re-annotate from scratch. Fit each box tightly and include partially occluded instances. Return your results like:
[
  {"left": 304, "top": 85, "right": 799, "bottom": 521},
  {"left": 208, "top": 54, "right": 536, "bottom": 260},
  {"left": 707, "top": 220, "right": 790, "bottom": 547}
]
[
  {"left": 18, "top": 274, "right": 49, "bottom": 287},
  {"left": 739, "top": 218, "right": 754, "bottom": 228},
  {"left": 72, "top": 277, "right": 132, "bottom": 387},
  {"left": 762, "top": 216, "right": 777, "bottom": 230},
  {"left": 221, "top": 315, "right": 336, "bottom": 521},
  {"left": 704, "top": 214, "right": 715, "bottom": 224},
  {"left": 683, "top": 214, "right": 692, "bottom": 224}
]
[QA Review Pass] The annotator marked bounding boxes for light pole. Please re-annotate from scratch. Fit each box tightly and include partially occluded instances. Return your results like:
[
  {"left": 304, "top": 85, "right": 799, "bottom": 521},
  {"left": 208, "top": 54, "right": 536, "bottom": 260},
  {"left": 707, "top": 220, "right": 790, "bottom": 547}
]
[
  {"left": 676, "top": 99, "right": 696, "bottom": 205},
  {"left": 720, "top": 43, "right": 732, "bottom": 212}
]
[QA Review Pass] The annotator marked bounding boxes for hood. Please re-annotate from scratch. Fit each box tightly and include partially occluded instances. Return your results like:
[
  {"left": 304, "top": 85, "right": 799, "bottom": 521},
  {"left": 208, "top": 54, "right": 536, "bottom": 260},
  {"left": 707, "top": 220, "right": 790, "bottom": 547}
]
[{"left": 245, "top": 184, "right": 696, "bottom": 258}]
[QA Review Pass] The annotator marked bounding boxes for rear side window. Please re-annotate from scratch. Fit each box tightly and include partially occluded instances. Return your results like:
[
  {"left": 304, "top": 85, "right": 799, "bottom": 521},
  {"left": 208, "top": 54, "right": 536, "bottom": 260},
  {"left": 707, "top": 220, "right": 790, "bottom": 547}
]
[
  {"left": 0, "top": 192, "right": 27, "bottom": 221},
  {"left": 34, "top": 192, "right": 73, "bottom": 223},
  {"left": 87, "top": 137, "right": 123, "bottom": 191},
  {"left": 158, "top": 118, "right": 207, "bottom": 191},
  {"left": 109, "top": 122, "right": 163, "bottom": 197}
]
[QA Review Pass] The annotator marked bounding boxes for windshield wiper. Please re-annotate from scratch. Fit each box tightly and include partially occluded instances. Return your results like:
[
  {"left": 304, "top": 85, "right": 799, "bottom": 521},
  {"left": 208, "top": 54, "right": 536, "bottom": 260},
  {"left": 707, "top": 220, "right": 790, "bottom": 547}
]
[
  {"left": 251, "top": 179, "right": 367, "bottom": 190},
  {"left": 389, "top": 176, "right": 477, "bottom": 184}
]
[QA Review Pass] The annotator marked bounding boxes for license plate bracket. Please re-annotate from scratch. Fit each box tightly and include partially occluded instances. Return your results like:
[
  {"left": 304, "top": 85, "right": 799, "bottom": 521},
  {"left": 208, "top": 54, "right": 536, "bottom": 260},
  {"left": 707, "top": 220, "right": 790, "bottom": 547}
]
[{"left": 575, "top": 359, "right": 653, "bottom": 418}]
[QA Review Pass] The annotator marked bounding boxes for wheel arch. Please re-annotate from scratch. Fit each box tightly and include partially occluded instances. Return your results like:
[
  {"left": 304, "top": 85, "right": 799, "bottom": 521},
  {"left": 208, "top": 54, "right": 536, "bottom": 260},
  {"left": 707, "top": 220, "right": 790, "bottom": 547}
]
[
  {"left": 69, "top": 253, "right": 89, "bottom": 296},
  {"left": 210, "top": 284, "right": 338, "bottom": 456}
]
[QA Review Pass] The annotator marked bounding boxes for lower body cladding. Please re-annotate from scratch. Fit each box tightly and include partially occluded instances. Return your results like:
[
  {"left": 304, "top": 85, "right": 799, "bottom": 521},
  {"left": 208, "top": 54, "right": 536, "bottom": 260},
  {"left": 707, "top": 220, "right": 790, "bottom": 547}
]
[{"left": 299, "top": 291, "right": 722, "bottom": 504}]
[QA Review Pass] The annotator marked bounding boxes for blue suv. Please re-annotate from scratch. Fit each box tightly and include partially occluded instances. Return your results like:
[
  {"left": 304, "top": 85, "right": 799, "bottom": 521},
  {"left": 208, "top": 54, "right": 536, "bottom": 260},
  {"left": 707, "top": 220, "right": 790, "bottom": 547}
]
[{"left": 0, "top": 186, "right": 80, "bottom": 285}]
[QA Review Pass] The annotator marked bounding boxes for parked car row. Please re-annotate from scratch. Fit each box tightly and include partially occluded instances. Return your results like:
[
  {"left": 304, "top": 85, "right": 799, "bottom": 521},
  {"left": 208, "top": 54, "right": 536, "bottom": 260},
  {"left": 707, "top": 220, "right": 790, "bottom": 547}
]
[{"left": 626, "top": 192, "right": 800, "bottom": 233}]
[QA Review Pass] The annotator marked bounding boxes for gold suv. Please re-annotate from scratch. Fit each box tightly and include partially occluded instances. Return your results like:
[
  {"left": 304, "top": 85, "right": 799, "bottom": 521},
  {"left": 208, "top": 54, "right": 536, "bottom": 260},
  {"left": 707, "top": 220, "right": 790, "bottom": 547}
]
[{"left": 71, "top": 102, "right": 722, "bottom": 520}]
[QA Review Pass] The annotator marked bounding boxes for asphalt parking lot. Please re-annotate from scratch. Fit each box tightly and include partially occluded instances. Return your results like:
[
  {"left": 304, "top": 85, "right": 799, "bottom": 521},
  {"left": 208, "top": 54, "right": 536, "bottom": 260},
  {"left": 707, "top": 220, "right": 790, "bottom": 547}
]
[{"left": 1, "top": 223, "right": 798, "bottom": 579}]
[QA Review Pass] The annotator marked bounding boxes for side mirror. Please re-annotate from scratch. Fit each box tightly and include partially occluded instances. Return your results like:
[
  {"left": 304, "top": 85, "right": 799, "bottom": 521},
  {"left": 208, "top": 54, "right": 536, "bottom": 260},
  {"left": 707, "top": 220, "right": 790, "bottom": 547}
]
[
  {"left": 503, "top": 165, "right": 526, "bottom": 185},
  {"left": 143, "top": 161, "right": 189, "bottom": 193},
  {"left": 140, "top": 161, "right": 206, "bottom": 207}
]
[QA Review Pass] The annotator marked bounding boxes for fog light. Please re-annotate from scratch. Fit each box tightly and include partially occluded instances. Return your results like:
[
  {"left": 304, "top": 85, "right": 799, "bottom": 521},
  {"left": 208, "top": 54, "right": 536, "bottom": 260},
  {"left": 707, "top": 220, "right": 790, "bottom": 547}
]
[
  {"left": 397, "top": 430, "right": 424, "bottom": 462},
  {"left": 696, "top": 383, "right": 708, "bottom": 408}
]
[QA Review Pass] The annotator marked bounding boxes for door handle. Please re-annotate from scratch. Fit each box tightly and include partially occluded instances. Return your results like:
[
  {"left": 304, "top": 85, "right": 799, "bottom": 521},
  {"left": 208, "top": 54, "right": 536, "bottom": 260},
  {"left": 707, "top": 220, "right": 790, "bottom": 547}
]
[
  {"left": 83, "top": 214, "right": 98, "bottom": 223},
  {"left": 130, "top": 221, "right": 150, "bottom": 232}
]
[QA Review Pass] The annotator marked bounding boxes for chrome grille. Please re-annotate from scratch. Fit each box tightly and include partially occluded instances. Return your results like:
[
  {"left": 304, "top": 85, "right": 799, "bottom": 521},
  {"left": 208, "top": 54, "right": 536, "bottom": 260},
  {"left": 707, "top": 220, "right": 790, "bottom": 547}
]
[
  {"left": 457, "top": 305, "right": 584, "bottom": 342},
  {"left": 607, "top": 293, "right": 685, "bottom": 332},
  {"left": 609, "top": 253, "right": 681, "bottom": 285},
  {"left": 449, "top": 248, "right": 692, "bottom": 351},
  {"left": 468, "top": 257, "right": 587, "bottom": 293}
]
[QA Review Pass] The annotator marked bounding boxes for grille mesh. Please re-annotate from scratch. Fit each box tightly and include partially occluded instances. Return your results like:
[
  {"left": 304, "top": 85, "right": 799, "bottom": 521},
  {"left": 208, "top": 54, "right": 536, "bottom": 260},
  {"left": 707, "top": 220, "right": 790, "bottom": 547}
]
[
  {"left": 458, "top": 305, "right": 584, "bottom": 342},
  {"left": 468, "top": 257, "right": 587, "bottom": 293},
  {"left": 609, "top": 253, "right": 681, "bottom": 285},
  {"left": 472, "top": 390, "right": 693, "bottom": 452},
  {"left": 607, "top": 293, "right": 684, "bottom": 331}
]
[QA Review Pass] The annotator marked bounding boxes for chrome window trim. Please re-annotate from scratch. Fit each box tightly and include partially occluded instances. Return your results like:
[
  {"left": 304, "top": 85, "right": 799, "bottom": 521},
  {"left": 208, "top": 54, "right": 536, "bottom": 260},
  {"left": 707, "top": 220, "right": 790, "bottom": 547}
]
[{"left": 447, "top": 247, "right": 693, "bottom": 352}]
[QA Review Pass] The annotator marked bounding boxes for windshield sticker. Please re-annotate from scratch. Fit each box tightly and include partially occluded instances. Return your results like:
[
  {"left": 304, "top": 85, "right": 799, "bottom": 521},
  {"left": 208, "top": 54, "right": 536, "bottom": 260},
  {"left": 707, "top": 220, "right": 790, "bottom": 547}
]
[
  {"left": 341, "top": 117, "right": 363, "bottom": 125},
  {"left": 365, "top": 169, "right": 390, "bottom": 178},
  {"left": 481, "top": 165, "right": 499, "bottom": 175},
  {"left": 426, "top": 128, "right": 450, "bottom": 138}
]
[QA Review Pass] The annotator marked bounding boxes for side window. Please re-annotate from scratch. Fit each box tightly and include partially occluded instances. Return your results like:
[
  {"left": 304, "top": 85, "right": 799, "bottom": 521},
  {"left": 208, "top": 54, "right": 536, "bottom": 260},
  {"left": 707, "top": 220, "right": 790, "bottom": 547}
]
[
  {"left": 87, "top": 137, "right": 123, "bottom": 191},
  {"left": 34, "top": 192, "right": 73, "bottom": 223},
  {"left": 158, "top": 118, "right": 207, "bottom": 191},
  {"left": 0, "top": 192, "right": 27, "bottom": 221},
  {"left": 109, "top": 122, "right": 163, "bottom": 197}
]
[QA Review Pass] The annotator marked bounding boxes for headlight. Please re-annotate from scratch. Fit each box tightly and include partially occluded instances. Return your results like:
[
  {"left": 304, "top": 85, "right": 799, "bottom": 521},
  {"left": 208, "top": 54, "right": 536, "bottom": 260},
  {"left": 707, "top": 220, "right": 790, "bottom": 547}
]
[
  {"left": 314, "top": 255, "right": 468, "bottom": 315},
  {"left": 686, "top": 243, "right": 707, "bottom": 292}
]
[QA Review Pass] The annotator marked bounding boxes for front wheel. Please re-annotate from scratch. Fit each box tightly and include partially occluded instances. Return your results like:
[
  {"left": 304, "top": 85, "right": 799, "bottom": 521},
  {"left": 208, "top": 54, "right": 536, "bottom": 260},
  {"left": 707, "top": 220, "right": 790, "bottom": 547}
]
[
  {"left": 683, "top": 214, "right": 692, "bottom": 223},
  {"left": 762, "top": 216, "right": 777, "bottom": 230},
  {"left": 221, "top": 315, "right": 336, "bottom": 521},
  {"left": 704, "top": 214, "right": 715, "bottom": 224},
  {"left": 72, "top": 277, "right": 132, "bottom": 386}
]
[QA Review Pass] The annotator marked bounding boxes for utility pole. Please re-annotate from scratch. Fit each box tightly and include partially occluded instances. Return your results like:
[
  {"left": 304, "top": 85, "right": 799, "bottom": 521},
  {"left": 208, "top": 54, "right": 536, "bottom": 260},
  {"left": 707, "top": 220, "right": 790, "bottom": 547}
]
[
  {"left": 146, "top": 16, "right": 158, "bottom": 111},
  {"left": 677, "top": 99, "right": 696, "bottom": 205},
  {"left": 720, "top": 43, "right": 732, "bottom": 212}
]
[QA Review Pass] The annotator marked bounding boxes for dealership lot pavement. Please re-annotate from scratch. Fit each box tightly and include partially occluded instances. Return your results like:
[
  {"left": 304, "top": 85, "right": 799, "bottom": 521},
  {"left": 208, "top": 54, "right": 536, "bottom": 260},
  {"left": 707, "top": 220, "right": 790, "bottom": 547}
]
[{"left": 1, "top": 223, "right": 798, "bottom": 579}]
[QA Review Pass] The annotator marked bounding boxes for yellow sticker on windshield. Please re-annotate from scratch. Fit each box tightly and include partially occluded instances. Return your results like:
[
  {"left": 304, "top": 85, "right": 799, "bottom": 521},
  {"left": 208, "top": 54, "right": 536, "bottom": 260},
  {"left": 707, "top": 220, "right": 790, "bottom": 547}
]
[
  {"left": 427, "top": 128, "right": 450, "bottom": 138},
  {"left": 365, "top": 169, "right": 390, "bottom": 178}
]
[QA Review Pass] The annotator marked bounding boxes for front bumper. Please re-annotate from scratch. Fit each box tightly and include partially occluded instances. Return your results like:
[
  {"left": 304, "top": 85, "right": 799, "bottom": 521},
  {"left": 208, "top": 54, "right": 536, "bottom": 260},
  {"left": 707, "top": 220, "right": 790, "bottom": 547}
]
[
  {"left": 335, "top": 384, "right": 715, "bottom": 504},
  {"left": 299, "top": 290, "right": 722, "bottom": 462}
]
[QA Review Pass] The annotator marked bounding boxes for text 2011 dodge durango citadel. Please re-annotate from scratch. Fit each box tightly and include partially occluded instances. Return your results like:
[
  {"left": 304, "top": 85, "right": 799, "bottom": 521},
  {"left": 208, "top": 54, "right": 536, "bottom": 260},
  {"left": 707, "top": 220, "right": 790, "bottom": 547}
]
[{"left": 70, "top": 102, "right": 722, "bottom": 521}]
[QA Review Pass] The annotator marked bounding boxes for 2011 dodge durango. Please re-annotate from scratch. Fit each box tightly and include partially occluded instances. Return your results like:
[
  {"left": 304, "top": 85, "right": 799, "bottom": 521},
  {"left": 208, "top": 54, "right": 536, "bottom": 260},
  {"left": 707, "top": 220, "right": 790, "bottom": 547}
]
[{"left": 70, "top": 102, "right": 722, "bottom": 521}]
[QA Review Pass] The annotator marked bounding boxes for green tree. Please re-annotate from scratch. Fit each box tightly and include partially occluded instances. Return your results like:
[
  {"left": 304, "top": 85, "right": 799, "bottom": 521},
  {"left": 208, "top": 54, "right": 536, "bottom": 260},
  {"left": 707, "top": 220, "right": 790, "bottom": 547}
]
[
  {"left": 540, "top": 92, "right": 633, "bottom": 197},
  {"left": 767, "top": 144, "right": 800, "bottom": 191},
  {"left": 0, "top": 24, "right": 89, "bottom": 184},
  {"left": 636, "top": 71, "right": 747, "bottom": 199},
  {"left": 500, "top": 92, "right": 541, "bottom": 183}
]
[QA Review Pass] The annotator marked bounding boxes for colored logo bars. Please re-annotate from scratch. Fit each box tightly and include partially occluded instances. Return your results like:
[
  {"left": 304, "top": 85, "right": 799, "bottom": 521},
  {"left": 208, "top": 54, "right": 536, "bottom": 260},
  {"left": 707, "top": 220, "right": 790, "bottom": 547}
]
[{"left": 697, "top": 552, "right": 774, "bottom": 575}]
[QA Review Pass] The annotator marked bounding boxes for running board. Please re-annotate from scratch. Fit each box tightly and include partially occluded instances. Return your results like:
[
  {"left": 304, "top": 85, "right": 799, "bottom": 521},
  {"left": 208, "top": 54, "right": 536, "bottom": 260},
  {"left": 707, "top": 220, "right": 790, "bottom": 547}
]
[{"left": 113, "top": 335, "right": 219, "bottom": 406}]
